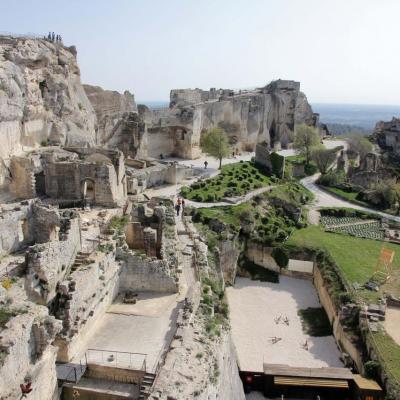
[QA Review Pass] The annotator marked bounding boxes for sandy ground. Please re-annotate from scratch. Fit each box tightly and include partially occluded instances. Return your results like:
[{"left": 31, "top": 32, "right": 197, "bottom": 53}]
[
  {"left": 226, "top": 277, "right": 343, "bottom": 373},
  {"left": 108, "top": 292, "right": 179, "bottom": 317},
  {"left": 84, "top": 292, "right": 181, "bottom": 372},
  {"left": 384, "top": 306, "right": 400, "bottom": 345}
]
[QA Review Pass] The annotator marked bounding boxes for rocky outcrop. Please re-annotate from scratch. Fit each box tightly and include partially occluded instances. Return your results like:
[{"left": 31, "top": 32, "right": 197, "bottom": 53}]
[
  {"left": 0, "top": 283, "right": 61, "bottom": 400},
  {"left": 373, "top": 117, "right": 400, "bottom": 156},
  {"left": 0, "top": 35, "right": 96, "bottom": 184},
  {"left": 83, "top": 84, "right": 146, "bottom": 158},
  {"left": 144, "top": 80, "right": 317, "bottom": 160}
]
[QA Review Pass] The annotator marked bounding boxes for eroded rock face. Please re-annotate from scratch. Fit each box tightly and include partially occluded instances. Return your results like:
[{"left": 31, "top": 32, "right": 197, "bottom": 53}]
[
  {"left": 374, "top": 117, "right": 400, "bottom": 155},
  {"left": 0, "top": 283, "right": 61, "bottom": 400},
  {"left": 0, "top": 36, "right": 96, "bottom": 184},
  {"left": 83, "top": 84, "right": 146, "bottom": 157},
  {"left": 144, "top": 80, "right": 317, "bottom": 159}
]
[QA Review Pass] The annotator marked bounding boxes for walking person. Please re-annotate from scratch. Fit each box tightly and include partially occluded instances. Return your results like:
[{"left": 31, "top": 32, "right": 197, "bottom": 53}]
[
  {"left": 175, "top": 201, "right": 181, "bottom": 217},
  {"left": 204, "top": 160, "right": 208, "bottom": 169}
]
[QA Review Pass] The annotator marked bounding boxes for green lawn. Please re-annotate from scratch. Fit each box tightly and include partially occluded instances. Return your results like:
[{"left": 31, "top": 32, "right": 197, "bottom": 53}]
[
  {"left": 287, "top": 226, "right": 400, "bottom": 299},
  {"left": 181, "top": 161, "right": 274, "bottom": 202},
  {"left": 372, "top": 330, "right": 400, "bottom": 384}
]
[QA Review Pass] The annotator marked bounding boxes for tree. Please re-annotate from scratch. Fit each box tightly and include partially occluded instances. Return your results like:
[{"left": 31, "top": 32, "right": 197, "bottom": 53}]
[
  {"left": 293, "top": 124, "right": 320, "bottom": 165},
  {"left": 200, "top": 127, "right": 230, "bottom": 169},
  {"left": 347, "top": 134, "right": 373, "bottom": 159},
  {"left": 312, "top": 147, "right": 337, "bottom": 174}
]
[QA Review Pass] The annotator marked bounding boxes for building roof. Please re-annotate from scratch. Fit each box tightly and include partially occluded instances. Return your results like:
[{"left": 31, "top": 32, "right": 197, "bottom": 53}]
[
  {"left": 263, "top": 364, "right": 353, "bottom": 380},
  {"left": 353, "top": 374, "right": 382, "bottom": 392}
]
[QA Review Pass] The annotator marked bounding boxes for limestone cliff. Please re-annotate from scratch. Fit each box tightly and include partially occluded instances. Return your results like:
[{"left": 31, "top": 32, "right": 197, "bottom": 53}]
[
  {"left": 83, "top": 84, "right": 146, "bottom": 158},
  {"left": 0, "top": 35, "right": 96, "bottom": 184},
  {"left": 144, "top": 80, "right": 317, "bottom": 160}
]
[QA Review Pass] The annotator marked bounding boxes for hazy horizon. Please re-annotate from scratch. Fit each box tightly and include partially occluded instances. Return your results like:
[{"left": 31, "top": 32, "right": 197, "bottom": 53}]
[{"left": 3, "top": 0, "right": 400, "bottom": 105}]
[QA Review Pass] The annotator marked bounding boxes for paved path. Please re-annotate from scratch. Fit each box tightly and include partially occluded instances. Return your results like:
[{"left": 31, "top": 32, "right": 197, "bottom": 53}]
[{"left": 301, "top": 173, "right": 400, "bottom": 223}]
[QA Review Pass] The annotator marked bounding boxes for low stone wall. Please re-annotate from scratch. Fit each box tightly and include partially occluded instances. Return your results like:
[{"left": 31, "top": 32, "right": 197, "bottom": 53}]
[
  {"left": 119, "top": 251, "right": 178, "bottom": 293},
  {"left": 86, "top": 363, "right": 145, "bottom": 384},
  {"left": 314, "top": 266, "right": 364, "bottom": 372}
]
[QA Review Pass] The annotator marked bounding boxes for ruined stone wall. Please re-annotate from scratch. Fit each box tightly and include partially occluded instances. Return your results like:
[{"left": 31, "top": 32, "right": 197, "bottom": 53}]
[
  {"left": 0, "top": 200, "right": 34, "bottom": 257},
  {"left": 0, "top": 285, "right": 61, "bottom": 400},
  {"left": 31, "top": 203, "right": 61, "bottom": 244},
  {"left": 44, "top": 159, "right": 126, "bottom": 207},
  {"left": 55, "top": 251, "right": 120, "bottom": 362},
  {"left": 0, "top": 36, "right": 97, "bottom": 185},
  {"left": 9, "top": 156, "right": 36, "bottom": 199},
  {"left": 127, "top": 162, "right": 194, "bottom": 194},
  {"left": 119, "top": 252, "right": 178, "bottom": 293},
  {"left": 170, "top": 88, "right": 210, "bottom": 107},
  {"left": 25, "top": 215, "right": 81, "bottom": 305},
  {"left": 83, "top": 84, "right": 147, "bottom": 158}
]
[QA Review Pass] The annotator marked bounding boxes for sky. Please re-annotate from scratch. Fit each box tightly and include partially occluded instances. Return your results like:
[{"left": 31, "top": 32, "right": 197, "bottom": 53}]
[{"left": 2, "top": 0, "right": 400, "bottom": 104}]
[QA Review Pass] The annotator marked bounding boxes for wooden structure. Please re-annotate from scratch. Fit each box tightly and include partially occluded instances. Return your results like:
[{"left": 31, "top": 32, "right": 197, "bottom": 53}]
[
  {"left": 372, "top": 247, "right": 394, "bottom": 283},
  {"left": 240, "top": 364, "right": 383, "bottom": 400},
  {"left": 352, "top": 375, "right": 383, "bottom": 400}
]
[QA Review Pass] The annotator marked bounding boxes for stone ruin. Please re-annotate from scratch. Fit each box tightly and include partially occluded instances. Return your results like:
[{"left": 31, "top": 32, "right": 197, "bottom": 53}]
[
  {"left": 142, "top": 80, "right": 319, "bottom": 160},
  {"left": 374, "top": 117, "right": 400, "bottom": 156},
  {"left": 8, "top": 147, "right": 127, "bottom": 207}
]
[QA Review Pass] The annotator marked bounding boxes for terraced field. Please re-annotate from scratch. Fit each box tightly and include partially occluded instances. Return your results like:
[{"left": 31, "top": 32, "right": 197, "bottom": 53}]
[{"left": 320, "top": 216, "right": 384, "bottom": 240}]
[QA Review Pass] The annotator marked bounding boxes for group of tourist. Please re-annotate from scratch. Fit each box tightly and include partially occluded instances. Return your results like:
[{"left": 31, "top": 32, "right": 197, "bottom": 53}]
[
  {"left": 45, "top": 32, "right": 62, "bottom": 43},
  {"left": 175, "top": 197, "right": 185, "bottom": 216}
]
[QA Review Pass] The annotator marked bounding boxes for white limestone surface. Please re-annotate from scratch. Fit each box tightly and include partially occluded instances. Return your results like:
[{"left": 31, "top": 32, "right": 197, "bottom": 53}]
[
  {"left": 226, "top": 276, "right": 343, "bottom": 373},
  {"left": 84, "top": 292, "right": 180, "bottom": 372}
]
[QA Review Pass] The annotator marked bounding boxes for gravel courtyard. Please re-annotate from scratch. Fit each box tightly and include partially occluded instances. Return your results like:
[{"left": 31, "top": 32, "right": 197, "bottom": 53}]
[{"left": 226, "top": 276, "right": 343, "bottom": 373}]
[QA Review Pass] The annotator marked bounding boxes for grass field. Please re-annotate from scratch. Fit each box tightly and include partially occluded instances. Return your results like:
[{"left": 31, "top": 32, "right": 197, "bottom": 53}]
[
  {"left": 181, "top": 161, "right": 273, "bottom": 202},
  {"left": 287, "top": 226, "right": 400, "bottom": 301},
  {"left": 372, "top": 330, "right": 400, "bottom": 384}
]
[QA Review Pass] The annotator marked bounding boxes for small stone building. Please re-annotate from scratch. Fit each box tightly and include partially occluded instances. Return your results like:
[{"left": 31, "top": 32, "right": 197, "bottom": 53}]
[{"left": 9, "top": 147, "right": 127, "bottom": 207}]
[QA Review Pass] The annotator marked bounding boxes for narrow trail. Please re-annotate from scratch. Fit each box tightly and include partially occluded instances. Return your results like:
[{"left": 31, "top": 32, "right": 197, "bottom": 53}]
[{"left": 175, "top": 215, "right": 196, "bottom": 290}]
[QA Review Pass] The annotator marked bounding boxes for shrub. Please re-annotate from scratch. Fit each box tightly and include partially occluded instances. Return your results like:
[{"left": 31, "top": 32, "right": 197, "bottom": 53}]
[
  {"left": 193, "top": 193, "right": 203, "bottom": 202},
  {"left": 304, "top": 163, "right": 318, "bottom": 176},
  {"left": 180, "top": 187, "right": 190, "bottom": 197},
  {"left": 206, "top": 193, "right": 215, "bottom": 202},
  {"left": 364, "top": 360, "right": 381, "bottom": 380},
  {"left": 272, "top": 247, "right": 289, "bottom": 267}
]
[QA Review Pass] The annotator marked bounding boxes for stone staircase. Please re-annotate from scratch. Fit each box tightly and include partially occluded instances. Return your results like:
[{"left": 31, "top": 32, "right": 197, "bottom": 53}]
[
  {"left": 70, "top": 251, "right": 90, "bottom": 273},
  {"left": 139, "top": 372, "right": 156, "bottom": 400}
]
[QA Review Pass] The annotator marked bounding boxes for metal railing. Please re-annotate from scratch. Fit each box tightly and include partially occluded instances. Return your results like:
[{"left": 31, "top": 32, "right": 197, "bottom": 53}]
[
  {"left": 64, "top": 361, "right": 86, "bottom": 383},
  {"left": 86, "top": 348, "right": 147, "bottom": 371}
]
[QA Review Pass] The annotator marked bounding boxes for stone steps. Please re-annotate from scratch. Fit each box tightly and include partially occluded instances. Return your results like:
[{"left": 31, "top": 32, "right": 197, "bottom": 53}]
[{"left": 139, "top": 372, "right": 156, "bottom": 399}]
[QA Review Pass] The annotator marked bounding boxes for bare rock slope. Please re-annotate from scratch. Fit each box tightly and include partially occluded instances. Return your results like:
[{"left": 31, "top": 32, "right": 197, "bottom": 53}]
[{"left": 0, "top": 35, "right": 96, "bottom": 183}]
